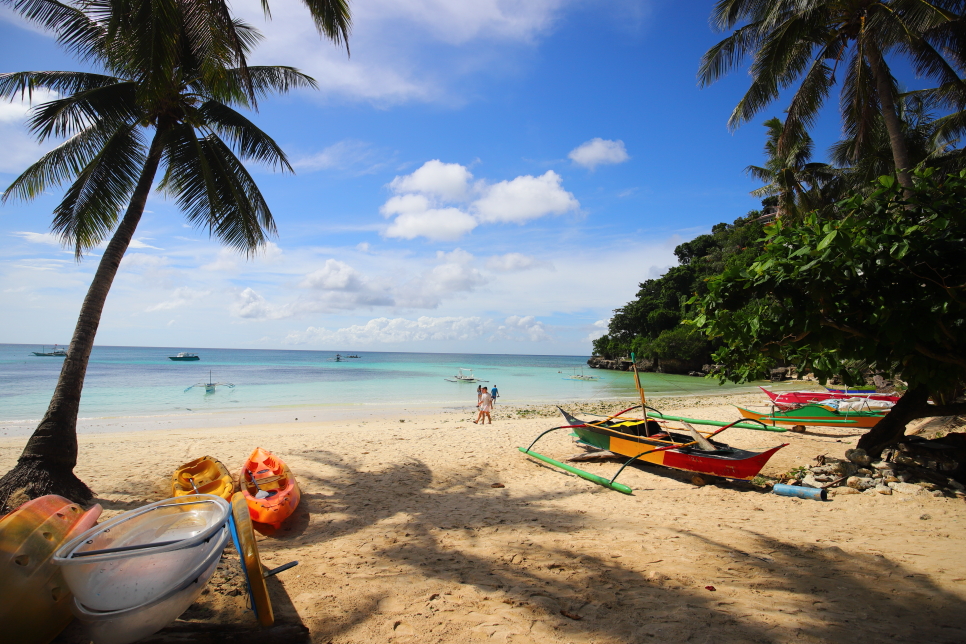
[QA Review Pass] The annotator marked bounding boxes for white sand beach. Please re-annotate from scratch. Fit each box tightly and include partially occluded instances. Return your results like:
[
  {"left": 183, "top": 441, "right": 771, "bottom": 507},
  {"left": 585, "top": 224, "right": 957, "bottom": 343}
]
[{"left": 3, "top": 392, "right": 965, "bottom": 643}]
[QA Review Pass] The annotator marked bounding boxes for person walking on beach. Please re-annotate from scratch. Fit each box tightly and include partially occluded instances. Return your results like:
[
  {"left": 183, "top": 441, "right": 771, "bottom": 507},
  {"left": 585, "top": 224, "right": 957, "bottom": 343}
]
[
  {"left": 475, "top": 386, "right": 492, "bottom": 424},
  {"left": 477, "top": 385, "right": 482, "bottom": 406},
  {"left": 490, "top": 385, "right": 498, "bottom": 406}
]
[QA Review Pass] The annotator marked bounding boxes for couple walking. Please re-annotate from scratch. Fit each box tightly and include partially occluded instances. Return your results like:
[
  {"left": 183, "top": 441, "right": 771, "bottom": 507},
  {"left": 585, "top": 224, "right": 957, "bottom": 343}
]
[{"left": 475, "top": 385, "right": 497, "bottom": 424}]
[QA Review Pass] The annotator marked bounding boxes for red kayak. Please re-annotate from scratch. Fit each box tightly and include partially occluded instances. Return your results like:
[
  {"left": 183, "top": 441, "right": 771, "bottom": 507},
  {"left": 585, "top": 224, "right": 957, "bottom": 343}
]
[{"left": 760, "top": 386, "right": 900, "bottom": 410}]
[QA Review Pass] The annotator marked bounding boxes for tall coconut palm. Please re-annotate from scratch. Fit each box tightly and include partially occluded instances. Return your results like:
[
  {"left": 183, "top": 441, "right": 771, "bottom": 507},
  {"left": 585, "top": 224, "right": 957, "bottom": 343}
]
[
  {"left": 0, "top": 0, "right": 329, "bottom": 510},
  {"left": 699, "top": 0, "right": 966, "bottom": 190},
  {"left": 746, "top": 117, "right": 839, "bottom": 218}
]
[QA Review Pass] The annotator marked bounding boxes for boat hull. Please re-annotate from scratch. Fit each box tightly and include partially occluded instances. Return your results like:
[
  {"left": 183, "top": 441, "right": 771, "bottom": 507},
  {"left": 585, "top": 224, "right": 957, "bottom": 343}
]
[
  {"left": 760, "top": 386, "right": 898, "bottom": 409},
  {"left": 737, "top": 406, "right": 884, "bottom": 428},
  {"left": 168, "top": 356, "right": 199, "bottom": 361},
  {"left": 239, "top": 448, "right": 301, "bottom": 528},
  {"left": 560, "top": 411, "right": 786, "bottom": 480}
]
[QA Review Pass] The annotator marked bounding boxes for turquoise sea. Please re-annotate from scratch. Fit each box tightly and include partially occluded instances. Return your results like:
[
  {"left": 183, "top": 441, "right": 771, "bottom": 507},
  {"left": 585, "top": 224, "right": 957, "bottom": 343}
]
[{"left": 0, "top": 344, "right": 762, "bottom": 432}]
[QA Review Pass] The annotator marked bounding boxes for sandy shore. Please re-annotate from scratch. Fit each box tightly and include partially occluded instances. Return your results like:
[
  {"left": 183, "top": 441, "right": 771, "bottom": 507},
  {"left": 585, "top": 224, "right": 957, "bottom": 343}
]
[{"left": 3, "top": 392, "right": 965, "bottom": 643}]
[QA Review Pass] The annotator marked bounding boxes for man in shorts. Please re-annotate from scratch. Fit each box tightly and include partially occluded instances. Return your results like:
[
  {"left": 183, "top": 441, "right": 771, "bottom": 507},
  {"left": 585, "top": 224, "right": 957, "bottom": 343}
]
[{"left": 474, "top": 386, "right": 493, "bottom": 424}]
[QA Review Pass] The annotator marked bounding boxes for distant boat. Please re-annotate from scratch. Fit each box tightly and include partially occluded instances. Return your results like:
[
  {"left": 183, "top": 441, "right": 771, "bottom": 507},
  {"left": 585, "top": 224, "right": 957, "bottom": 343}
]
[
  {"left": 564, "top": 367, "right": 600, "bottom": 381},
  {"left": 31, "top": 344, "right": 68, "bottom": 357},
  {"left": 169, "top": 352, "right": 200, "bottom": 361},
  {"left": 445, "top": 368, "right": 486, "bottom": 383},
  {"left": 345, "top": 354, "right": 360, "bottom": 358},
  {"left": 185, "top": 371, "right": 234, "bottom": 394}
]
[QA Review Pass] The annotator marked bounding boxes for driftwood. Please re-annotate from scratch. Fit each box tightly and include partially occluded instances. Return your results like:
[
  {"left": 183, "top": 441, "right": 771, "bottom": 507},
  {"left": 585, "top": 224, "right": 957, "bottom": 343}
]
[{"left": 567, "top": 450, "right": 621, "bottom": 462}]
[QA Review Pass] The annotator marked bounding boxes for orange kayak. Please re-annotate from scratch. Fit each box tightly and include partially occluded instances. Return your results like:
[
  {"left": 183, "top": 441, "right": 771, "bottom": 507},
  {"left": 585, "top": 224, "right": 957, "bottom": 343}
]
[
  {"left": 172, "top": 455, "right": 234, "bottom": 500},
  {"left": 0, "top": 495, "right": 102, "bottom": 643},
  {"left": 239, "top": 447, "right": 300, "bottom": 527}
]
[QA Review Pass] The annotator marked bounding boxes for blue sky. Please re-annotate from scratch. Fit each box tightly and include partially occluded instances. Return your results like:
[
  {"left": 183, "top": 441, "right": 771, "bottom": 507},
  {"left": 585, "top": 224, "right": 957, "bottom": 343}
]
[{"left": 0, "top": 1, "right": 854, "bottom": 354}]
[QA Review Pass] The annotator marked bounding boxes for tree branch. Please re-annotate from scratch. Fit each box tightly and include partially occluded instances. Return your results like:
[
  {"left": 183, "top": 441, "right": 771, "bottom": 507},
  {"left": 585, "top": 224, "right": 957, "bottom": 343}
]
[
  {"left": 913, "top": 342, "right": 966, "bottom": 369},
  {"left": 908, "top": 402, "right": 966, "bottom": 421}
]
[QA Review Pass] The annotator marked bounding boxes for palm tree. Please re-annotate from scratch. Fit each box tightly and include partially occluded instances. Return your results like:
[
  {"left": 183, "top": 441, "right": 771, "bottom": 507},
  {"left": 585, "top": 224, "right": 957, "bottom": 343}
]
[
  {"left": 746, "top": 117, "right": 839, "bottom": 218},
  {"left": 699, "top": 0, "right": 966, "bottom": 190},
  {"left": 0, "top": 0, "right": 340, "bottom": 511}
]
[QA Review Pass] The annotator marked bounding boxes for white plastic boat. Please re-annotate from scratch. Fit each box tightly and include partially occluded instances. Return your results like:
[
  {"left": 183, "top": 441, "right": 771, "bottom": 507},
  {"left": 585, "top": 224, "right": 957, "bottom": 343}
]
[
  {"left": 53, "top": 494, "right": 229, "bottom": 612},
  {"left": 70, "top": 526, "right": 228, "bottom": 644}
]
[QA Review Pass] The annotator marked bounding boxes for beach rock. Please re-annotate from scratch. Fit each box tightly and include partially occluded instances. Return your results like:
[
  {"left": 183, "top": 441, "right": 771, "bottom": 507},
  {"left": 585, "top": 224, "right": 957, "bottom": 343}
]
[
  {"left": 830, "top": 487, "right": 860, "bottom": 496},
  {"left": 872, "top": 461, "right": 891, "bottom": 470},
  {"left": 831, "top": 461, "right": 859, "bottom": 477},
  {"left": 876, "top": 485, "right": 893, "bottom": 495},
  {"left": 932, "top": 490, "right": 945, "bottom": 498},
  {"left": 847, "top": 476, "right": 876, "bottom": 491},
  {"left": 846, "top": 449, "right": 872, "bottom": 466},
  {"left": 857, "top": 468, "right": 874, "bottom": 477},
  {"left": 889, "top": 482, "right": 924, "bottom": 495},
  {"left": 790, "top": 425, "right": 807, "bottom": 433},
  {"left": 948, "top": 479, "right": 965, "bottom": 491},
  {"left": 897, "top": 472, "right": 913, "bottom": 483},
  {"left": 801, "top": 474, "right": 822, "bottom": 489},
  {"left": 883, "top": 476, "right": 899, "bottom": 484}
]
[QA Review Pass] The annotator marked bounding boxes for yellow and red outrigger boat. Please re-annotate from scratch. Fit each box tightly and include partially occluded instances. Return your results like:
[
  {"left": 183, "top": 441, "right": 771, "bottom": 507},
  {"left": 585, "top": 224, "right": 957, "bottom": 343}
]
[{"left": 518, "top": 354, "right": 788, "bottom": 494}]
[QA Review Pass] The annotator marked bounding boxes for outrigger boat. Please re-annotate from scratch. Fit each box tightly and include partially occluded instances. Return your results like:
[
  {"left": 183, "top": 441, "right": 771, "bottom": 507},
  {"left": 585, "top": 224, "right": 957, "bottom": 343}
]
[
  {"left": 445, "top": 368, "right": 486, "bottom": 383},
  {"left": 759, "top": 386, "right": 899, "bottom": 410},
  {"left": 184, "top": 371, "right": 234, "bottom": 394},
  {"left": 31, "top": 344, "right": 68, "bottom": 357},
  {"left": 737, "top": 403, "right": 886, "bottom": 429},
  {"left": 563, "top": 367, "right": 600, "bottom": 381},
  {"left": 518, "top": 353, "right": 788, "bottom": 494}
]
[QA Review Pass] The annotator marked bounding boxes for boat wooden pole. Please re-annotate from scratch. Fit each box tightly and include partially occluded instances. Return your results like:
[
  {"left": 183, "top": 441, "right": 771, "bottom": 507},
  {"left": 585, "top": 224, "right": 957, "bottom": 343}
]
[{"left": 631, "top": 353, "right": 656, "bottom": 439}]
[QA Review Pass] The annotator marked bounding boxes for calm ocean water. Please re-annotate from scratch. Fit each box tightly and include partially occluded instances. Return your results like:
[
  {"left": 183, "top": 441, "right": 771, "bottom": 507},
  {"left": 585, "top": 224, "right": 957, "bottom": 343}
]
[{"left": 0, "top": 344, "right": 760, "bottom": 428}]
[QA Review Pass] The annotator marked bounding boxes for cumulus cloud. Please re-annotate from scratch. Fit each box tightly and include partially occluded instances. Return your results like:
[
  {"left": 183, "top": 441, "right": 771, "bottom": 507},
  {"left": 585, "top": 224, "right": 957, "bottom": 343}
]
[
  {"left": 283, "top": 315, "right": 493, "bottom": 345},
  {"left": 230, "top": 288, "right": 282, "bottom": 320},
  {"left": 381, "top": 161, "right": 578, "bottom": 241},
  {"left": 494, "top": 315, "right": 551, "bottom": 342},
  {"left": 585, "top": 318, "right": 609, "bottom": 342},
  {"left": 300, "top": 259, "right": 365, "bottom": 291},
  {"left": 0, "top": 89, "right": 59, "bottom": 173},
  {"left": 11, "top": 231, "right": 62, "bottom": 246},
  {"left": 146, "top": 287, "right": 211, "bottom": 312},
  {"left": 568, "top": 138, "right": 630, "bottom": 170},
  {"left": 473, "top": 171, "right": 577, "bottom": 223},
  {"left": 485, "top": 252, "right": 550, "bottom": 272}
]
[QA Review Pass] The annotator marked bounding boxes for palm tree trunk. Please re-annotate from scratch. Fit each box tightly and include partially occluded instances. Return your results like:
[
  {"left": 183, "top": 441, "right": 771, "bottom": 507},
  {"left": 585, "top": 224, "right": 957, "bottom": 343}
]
[
  {"left": 866, "top": 44, "right": 913, "bottom": 191},
  {"left": 855, "top": 384, "right": 931, "bottom": 457},
  {"left": 0, "top": 128, "right": 167, "bottom": 513}
]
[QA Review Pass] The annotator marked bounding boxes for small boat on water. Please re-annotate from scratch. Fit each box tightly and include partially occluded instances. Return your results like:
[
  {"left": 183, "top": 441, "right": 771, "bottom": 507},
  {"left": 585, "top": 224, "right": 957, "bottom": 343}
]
[
  {"left": 445, "top": 368, "right": 486, "bottom": 383},
  {"left": 31, "top": 344, "right": 68, "bottom": 357},
  {"left": 737, "top": 403, "right": 887, "bottom": 429},
  {"left": 239, "top": 448, "right": 300, "bottom": 528},
  {"left": 184, "top": 371, "right": 234, "bottom": 394},
  {"left": 168, "top": 352, "right": 200, "bottom": 361},
  {"left": 171, "top": 456, "right": 234, "bottom": 500},
  {"left": 563, "top": 367, "right": 600, "bottom": 381},
  {"left": 0, "top": 495, "right": 102, "bottom": 644},
  {"left": 346, "top": 354, "right": 360, "bottom": 358}
]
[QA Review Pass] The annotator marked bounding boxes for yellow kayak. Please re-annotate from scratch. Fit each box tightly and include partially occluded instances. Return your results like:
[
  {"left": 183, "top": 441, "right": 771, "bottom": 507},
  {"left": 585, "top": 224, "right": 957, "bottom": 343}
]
[
  {"left": 0, "top": 495, "right": 102, "bottom": 644},
  {"left": 172, "top": 455, "right": 234, "bottom": 500}
]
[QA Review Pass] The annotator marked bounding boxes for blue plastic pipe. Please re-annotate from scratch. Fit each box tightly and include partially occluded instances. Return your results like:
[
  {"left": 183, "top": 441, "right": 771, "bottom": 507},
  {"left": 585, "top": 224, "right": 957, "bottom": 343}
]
[{"left": 772, "top": 483, "right": 828, "bottom": 501}]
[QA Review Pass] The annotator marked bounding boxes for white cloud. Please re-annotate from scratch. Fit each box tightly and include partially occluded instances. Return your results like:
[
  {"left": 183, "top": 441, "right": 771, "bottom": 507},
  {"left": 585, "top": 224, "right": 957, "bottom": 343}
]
[
  {"left": 495, "top": 315, "right": 551, "bottom": 342},
  {"left": 230, "top": 287, "right": 281, "bottom": 319},
  {"left": 389, "top": 159, "right": 473, "bottom": 201},
  {"left": 201, "top": 249, "right": 239, "bottom": 272},
  {"left": 146, "top": 287, "right": 211, "bottom": 312},
  {"left": 284, "top": 315, "right": 493, "bottom": 345},
  {"left": 293, "top": 139, "right": 388, "bottom": 174},
  {"left": 381, "top": 162, "right": 578, "bottom": 241},
  {"left": 485, "top": 252, "right": 550, "bottom": 272},
  {"left": 473, "top": 171, "right": 577, "bottom": 223},
  {"left": 585, "top": 318, "right": 609, "bottom": 342},
  {"left": 0, "top": 89, "right": 60, "bottom": 173},
  {"left": 568, "top": 138, "right": 630, "bottom": 170},
  {"left": 300, "top": 259, "right": 365, "bottom": 291},
  {"left": 129, "top": 238, "right": 163, "bottom": 250},
  {"left": 11, "top": 231, "right": 62, "bottom": 246}
]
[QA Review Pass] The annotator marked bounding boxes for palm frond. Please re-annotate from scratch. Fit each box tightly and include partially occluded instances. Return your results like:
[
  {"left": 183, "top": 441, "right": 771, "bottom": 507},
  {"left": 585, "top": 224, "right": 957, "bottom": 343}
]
[
  {"left": 49, "top": 122, "right": 147, "bottom": 257},
  {"left": 197, "top": 101, "right": 292, "bottom": 171},
  {"left": 159, "top": 124, "right": 276, "bottom": 255},
  {"left": 300, "top": 0, "right": 351, "bottom": 54},
  {"left": 3, "top": 0, "right": 105, "bottom": 59},
  {"left": 0, "top": 71, "right": 121, "bottom": 101},
  {"left": 26, "top": 81, "right": 139, "bottom": 141}
]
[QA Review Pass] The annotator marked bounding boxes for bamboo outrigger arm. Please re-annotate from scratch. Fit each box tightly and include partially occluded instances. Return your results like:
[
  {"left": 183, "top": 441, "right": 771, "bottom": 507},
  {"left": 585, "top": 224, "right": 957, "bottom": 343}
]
[{"left": 518, "top": 425, "right": 634, "bottom": 494}]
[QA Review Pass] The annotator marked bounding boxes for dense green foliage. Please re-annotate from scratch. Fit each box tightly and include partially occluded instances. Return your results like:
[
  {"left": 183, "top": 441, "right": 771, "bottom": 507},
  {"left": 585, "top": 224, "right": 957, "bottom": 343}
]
[
  {"left": 694, "top": 168, "right": 966, "bottom": 393},
  {"left": 592, "top": 213, "right": 768, "bottom": 363}
]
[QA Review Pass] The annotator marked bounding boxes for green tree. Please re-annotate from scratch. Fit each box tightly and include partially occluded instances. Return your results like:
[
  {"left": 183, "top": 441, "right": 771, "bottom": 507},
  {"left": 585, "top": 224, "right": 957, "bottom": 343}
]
[
  {"left": 699, "top": 0, "right": 966, "bottom": 190},
  {"left": 0, "top": 0, "right": 343, "bottom": 511},
  {"left": 694, "top": 169, "right": 966, "bottom": 456},
  {"left": 746, "top": 117, "right": 839, "bottom": 218}
]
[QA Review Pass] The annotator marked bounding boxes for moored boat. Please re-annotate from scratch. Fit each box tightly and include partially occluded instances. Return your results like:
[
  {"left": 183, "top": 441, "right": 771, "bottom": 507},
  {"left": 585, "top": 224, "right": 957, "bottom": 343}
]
[
  {"left": 171, "top": 456, "right": 234, "bottom": 500},
  {"left": 0, "top": 495, "right": 102, "bottom": 644},
  {"left": 168, "top": 352, "right": 200, "bottom": 361},
  {"left": 760, "top": 386, "right": 899, "bottom": 409},
  {"left": 445, "top": 368, "right": 486, "bottom": 383},
  {"left": 31, "top": 344, "right": 67, "bottom": 357},
  {"left": 737, "top": 404, "right": 886, "bottom": 429},
  {"left": 558, "top": 408, "right": 787, "bottom": 481},
  {"left": 239, "top": 447, "right": 300, "bottom": 527}
]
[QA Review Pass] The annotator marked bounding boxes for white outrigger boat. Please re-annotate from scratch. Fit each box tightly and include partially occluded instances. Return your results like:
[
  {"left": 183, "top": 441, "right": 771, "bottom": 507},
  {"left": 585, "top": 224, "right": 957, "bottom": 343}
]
[
  {"left": 563, "top": 367, "right": 600, "bottom": 381},
  {"left": 445, "top": 368, "right": 487, "bottom": 383},
  {"left": 184, "top": 371, "right": 234, "bottom": 394}
]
